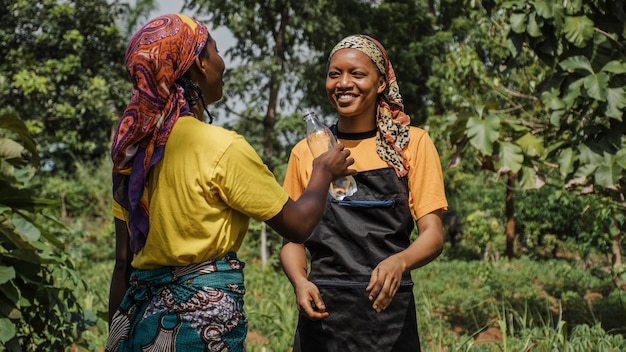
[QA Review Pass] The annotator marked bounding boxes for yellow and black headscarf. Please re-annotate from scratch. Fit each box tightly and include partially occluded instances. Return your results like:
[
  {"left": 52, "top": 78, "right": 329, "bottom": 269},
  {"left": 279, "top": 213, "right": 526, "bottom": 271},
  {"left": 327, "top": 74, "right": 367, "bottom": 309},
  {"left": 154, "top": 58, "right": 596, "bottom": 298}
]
[{"left": 329, "top": 34, "right": 410, "bottom": 177}]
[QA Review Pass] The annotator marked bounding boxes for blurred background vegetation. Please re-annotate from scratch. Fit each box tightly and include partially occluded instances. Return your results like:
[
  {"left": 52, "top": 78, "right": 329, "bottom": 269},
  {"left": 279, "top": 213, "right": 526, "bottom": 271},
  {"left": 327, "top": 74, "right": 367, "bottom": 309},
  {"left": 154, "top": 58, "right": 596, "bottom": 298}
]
[{"left": 1, "top": 0, "right": 625, "bottom": 351}]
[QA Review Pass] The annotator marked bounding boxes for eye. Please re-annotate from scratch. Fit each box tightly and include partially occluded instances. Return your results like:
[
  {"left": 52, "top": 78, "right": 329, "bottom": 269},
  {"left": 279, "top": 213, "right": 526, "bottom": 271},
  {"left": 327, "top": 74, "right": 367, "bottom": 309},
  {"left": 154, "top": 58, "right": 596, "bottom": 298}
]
[{"left": 328, "top": 71, "right": 340, "bottom": 78}]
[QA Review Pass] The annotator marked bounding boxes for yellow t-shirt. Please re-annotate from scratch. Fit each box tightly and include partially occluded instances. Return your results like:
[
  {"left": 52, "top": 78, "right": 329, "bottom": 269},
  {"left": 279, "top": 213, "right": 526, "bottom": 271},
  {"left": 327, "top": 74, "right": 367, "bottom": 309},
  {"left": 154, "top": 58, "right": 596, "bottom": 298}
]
[
  {"left": 284, "top": 126, "right": 448, "bottom": 220},
  {"left": 113, "top": 116, "right": 289, "bottom": 269}
]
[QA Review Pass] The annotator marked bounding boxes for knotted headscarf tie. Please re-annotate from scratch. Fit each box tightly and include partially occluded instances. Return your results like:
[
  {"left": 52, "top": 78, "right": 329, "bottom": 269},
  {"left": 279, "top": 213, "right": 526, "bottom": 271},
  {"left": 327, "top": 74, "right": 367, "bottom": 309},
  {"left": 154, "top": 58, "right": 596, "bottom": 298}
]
[
  {"left": 329, "top": 34, "right": 410, "bottom": 177},
  {"left": 111, "top": 14, "right": 209, "bottom": 253}
]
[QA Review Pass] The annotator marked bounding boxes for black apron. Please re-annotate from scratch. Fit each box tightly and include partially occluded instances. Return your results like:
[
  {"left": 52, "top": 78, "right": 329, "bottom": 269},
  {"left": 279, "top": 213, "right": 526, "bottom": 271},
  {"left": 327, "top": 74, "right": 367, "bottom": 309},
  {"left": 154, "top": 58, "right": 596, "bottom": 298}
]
[{"left": 292, "top": 167, "right": 421, "bottom": 352}]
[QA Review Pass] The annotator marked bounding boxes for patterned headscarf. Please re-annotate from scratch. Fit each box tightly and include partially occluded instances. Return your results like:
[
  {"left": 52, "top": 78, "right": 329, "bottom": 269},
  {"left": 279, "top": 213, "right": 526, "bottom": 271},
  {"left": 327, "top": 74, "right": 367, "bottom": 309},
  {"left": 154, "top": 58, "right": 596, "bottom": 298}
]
[
  {"left": 329, "top": 34, "right": 410, "bottom": 177},
  {"left": 111, "top": 14, "right": 209, "bottom": 253}
]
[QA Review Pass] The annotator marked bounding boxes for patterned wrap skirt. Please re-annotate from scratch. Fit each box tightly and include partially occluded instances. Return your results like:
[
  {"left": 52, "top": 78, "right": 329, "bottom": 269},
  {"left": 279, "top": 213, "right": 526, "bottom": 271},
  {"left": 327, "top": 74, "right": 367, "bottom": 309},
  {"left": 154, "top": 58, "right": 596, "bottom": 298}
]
[{"left": 106, "top": 252, "right": 246, "bottom": 352}]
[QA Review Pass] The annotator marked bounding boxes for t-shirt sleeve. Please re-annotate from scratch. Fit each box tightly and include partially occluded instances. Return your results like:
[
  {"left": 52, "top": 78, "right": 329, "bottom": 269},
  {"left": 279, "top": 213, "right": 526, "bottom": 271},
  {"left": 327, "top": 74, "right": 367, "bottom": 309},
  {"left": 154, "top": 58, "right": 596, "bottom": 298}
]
[
  {"left": 407, "top": 129, "right": 448, "bottom": 219},
  {"left": 283, "top": 141, "right": 310, "bottom": 199},
  {"left": 212, "top": 136, "right": 290, "bottom": 222}
]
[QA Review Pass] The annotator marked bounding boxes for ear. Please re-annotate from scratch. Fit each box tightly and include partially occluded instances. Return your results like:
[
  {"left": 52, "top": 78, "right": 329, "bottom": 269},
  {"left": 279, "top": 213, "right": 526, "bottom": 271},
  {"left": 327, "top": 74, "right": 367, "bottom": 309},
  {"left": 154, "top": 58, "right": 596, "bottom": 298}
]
[
  {"left": 187, "top": 56, "right": 205, "bottom": 80},
  {"left": 377, "top": 76, "right": 387, "bottom": 94}
]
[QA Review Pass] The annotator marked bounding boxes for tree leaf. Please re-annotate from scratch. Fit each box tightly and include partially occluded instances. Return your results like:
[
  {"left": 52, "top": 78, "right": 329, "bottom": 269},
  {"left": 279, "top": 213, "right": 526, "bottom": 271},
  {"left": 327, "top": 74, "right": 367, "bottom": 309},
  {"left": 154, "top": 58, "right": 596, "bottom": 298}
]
[
  {"left": 583, "top": 72, "right": 609, "bottom": 101},
  {"left": 0, "top": 317, "right": 16, "bottom": 344},
  {"left": 527, "top": 12, "right": 542, "bottom": 37},
  {"left": 0, "top": 266, "right": 16, "bottom": 285},
  {"left": 606, "top": 87, "right": 626, "bottom": 120},
  {"left": 601, "top": 60, "right": 626, "bottom": 74},
  {"left": 563, "top": 15, "right": 595, "bottom": 48},
  {"left": 516, "top": 132, "right": 544, "bottom": 157},
  {"left": 557, "top": 147, "right": 575, "bottom": 177},
  {"left": 509, "top": 12, "right": 527, "bottom": 34},
  {"left": 466, "top": 115, "right": 501, "bottom": 155},
  {"left": 498, "top": 141, "right": 524, "bottom": 173},
  {"left": 594, "top": 160, "right": 621, "bottom": 188},
  {"left": 559, "top": 55, "right": 593, "bottom": 73},
  {"left": 533, "top": 0, "right": 555, "bottom": 19}
]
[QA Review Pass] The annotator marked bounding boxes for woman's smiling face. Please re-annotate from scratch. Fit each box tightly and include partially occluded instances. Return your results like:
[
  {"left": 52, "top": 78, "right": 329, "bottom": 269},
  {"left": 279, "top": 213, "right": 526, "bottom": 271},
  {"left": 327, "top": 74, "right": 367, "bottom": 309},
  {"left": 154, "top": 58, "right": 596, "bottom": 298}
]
[{"left": 326, "top": 48, "right": 386, "bottom": 121}]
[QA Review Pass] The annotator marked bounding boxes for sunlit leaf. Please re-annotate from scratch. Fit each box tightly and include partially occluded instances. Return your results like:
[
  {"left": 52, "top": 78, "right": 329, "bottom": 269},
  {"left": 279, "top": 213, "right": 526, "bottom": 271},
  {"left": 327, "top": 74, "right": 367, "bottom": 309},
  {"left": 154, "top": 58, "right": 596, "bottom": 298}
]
[
  {"left": 583, "top": 72, "right": 609, "bottom": 101},
  {"left": 527, "top": 13, "right": 542, "bottom": 37},
  {"left": 606, "top": 87, "right": 626, "bottom": 120},
  {"left": 498, "top": 142, "right": 524, "bottom": 173},
  {"left": 563, "top": 16, "right": 594, "bottom": 48},
  {"left": 509, "top": 12, "right": 527, "bottom": 33},
  {"left": 558, "top": 147, "right": 575, "bottom": 177},
  {"left": 601, "top": 60, "right": 626, "bottom": 74},
  {"left": 533, "top": 0, "right": 555, "bottom": 19},
  {"left": 466, "top": 115, "right": 501, "bottom": 155},
  {"left": 516, "top": 133, "right": 544, "bottom": 157},
  {"left": 559, "top": 55, "right": 593, "bottom": 73},
  {"left": 0, "top": 318, "right": 16, "bottom": 344},
  {"left": 594, "top": 161, "right": 621, "bottom": 188},
  {"left": 0, "top": 266, "right": 15, "bottom": 285}
]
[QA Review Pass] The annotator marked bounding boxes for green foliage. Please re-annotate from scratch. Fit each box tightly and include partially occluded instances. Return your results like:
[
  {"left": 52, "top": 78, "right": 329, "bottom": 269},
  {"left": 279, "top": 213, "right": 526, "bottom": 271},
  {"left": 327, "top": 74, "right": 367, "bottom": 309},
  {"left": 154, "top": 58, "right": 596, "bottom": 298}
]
[
  {"left": 504, "top": 0, "right": 626, "bottom": 198},
  {"left": 0, "top": 0, "right": 131, "bottom": 173},
  {"left": 0, "top": 109, "right": 92, "bottom": 351}
]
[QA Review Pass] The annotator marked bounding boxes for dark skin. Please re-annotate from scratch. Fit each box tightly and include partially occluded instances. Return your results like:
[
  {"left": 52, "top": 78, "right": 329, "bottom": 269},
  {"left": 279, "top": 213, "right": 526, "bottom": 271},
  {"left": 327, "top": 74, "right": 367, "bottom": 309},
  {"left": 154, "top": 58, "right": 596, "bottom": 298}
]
[{"left": 108, "top": 36, "right": 356, "bottom": 325}]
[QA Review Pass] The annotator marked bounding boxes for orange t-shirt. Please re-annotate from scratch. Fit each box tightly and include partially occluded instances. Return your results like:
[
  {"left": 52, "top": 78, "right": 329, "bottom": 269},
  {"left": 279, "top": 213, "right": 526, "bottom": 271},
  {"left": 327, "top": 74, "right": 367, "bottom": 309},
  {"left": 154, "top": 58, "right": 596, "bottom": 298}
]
[{"left": 283, "top": 126, "right": 447, "bottom": 220}]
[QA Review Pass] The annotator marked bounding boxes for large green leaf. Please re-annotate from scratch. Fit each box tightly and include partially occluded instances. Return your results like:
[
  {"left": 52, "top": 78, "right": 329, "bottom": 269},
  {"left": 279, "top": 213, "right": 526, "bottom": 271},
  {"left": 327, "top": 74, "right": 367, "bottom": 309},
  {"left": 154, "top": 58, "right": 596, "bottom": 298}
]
[
  {"left": 0, "top": 266, "right": 16, "bottom": 285},
  {"left": 594, "top": 155, "right": 622, "bottom": 188},
  {"left": 509, "top": 12, "right": 528, "bottom": 34},
  {"left": 466, "top": 115, "right": 501, "bottom": 155},
  {"left": 498, "top": 141, "right": 524, "bottom": 173},
  {"left": 516, "top": 132, "right": 544, "bottom": 157},
  {"left": 519, "top": 165, "right": 544, "bottom": 190},
  {"left": 533, "top": 0, "right": 555, "bottom": 19},
  {"left": 583, "top": 72, "right": 609, "bottom": 101},
  {"left": 0, "top": 317, "right": 16, "bottom": 344},
  {"left": 557, "top": 147, "right": 575, "bottom": 177},
  {"left": 0, "top": 112, "right": 39, "bottom": 167},
  {"left": 606, "top": 87, "right": 626, "bottom": 120},
  {"left": 559, "top": 55, "right": 593, "bottom": 73},
  {"left": 563, "top": 15, "right": 594, "bottom": 48},
  {"left": 527, "top": 12, "right": 542, "bottom": 37},
  {"left": 0, "top": 188, "right": 58, "bottom": 212},
  {"left": 601, "top": 60, "right": 626, "bottom": 74}
]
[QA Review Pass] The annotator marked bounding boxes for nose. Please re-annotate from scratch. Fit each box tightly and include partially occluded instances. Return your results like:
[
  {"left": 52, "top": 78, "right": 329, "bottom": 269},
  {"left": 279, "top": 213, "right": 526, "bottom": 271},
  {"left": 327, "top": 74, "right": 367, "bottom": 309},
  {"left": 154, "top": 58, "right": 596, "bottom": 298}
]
[{"left": 336, "top": 73, "right": 352, "bottom": 88}]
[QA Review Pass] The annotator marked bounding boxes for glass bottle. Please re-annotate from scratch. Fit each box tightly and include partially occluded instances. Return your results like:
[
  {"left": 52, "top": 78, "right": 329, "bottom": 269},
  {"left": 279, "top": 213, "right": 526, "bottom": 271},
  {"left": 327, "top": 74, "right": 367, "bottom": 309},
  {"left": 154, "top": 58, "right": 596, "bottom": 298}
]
[{"left": 304, "top": 111, "right": 357, "bottom": 200}]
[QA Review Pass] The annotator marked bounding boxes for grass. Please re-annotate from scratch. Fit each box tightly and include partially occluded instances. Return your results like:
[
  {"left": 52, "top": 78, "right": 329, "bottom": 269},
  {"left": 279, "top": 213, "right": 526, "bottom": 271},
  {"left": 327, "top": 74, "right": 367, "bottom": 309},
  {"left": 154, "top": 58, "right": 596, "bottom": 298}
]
[{"left": 68, "top": 225, "right": 626, "bottom": 351}]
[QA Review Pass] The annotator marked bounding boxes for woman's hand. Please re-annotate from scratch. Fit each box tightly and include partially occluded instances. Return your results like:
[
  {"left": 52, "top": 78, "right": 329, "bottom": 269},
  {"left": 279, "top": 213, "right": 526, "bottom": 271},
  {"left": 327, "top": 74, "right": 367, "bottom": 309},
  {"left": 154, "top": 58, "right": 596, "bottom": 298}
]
[
  {"left": 294, "top": 280, "right": 329, "bottom": 320},
  {"left": 312, "top": 142, "right": 356, "bottom": 182},
  {"left": 365, "top": 254, "right": 405, "bottom": 313}
]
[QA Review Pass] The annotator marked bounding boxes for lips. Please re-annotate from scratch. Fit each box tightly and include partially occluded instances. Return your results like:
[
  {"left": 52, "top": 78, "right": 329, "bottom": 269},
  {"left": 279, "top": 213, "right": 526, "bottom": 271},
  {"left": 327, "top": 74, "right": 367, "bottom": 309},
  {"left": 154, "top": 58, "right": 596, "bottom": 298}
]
[{"left": 336, "top": 93, "right": 357, "bottom": 104}]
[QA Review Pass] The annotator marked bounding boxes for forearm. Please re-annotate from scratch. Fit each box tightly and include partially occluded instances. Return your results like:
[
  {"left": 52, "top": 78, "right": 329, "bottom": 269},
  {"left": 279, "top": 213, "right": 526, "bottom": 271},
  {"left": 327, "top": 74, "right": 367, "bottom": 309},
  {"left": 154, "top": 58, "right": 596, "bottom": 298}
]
[
  {"left": 266, "top": 165, "right": 332, "bottom": 243},
  {"left": 395, "top": 212, "right": 444, "bottom": 272},
  {"left": 108, "top": 263, "right": 131, "bottom": 324},
  {"left": 109, "top": 218, "right": 133, "bottom": 325},
  {"left": 280, "top": 242, "right": 309, "bottom": 288}
]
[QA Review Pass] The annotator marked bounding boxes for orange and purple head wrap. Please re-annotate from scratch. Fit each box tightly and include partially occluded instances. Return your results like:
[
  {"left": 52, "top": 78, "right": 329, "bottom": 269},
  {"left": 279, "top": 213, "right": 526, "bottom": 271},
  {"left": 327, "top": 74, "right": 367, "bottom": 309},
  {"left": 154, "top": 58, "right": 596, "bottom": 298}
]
[{"left": 111, "top": 14, "right": 208, "bottom": 253}]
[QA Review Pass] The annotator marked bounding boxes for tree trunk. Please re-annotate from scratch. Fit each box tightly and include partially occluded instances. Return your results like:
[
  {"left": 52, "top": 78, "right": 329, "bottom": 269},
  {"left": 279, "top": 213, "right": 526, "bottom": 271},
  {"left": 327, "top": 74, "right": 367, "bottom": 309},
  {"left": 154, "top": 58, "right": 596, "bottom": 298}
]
[
  {"left": 261, "top": 222, "right": 268, "bottom": 267},
  {"left": 505, "top": 172, "right": 516, "bottom": 258}
]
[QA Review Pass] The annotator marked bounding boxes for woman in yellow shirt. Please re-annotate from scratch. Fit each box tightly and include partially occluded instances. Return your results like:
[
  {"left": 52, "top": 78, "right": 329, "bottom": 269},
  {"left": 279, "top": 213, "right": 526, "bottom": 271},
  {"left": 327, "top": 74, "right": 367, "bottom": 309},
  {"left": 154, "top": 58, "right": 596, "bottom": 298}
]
[
  {"left": 106, "top": 14, "right": 355, "bottom": 352},
  {"left": 280, "top": 34, "right": 448, "bottom": 351}
]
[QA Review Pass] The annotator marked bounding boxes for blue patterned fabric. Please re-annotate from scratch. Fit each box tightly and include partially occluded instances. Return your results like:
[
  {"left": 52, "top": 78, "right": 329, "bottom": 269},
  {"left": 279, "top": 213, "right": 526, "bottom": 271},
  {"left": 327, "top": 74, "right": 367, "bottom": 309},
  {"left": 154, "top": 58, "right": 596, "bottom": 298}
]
[{"left": 106, "top": 253, "right": 246, "bottom": 352}]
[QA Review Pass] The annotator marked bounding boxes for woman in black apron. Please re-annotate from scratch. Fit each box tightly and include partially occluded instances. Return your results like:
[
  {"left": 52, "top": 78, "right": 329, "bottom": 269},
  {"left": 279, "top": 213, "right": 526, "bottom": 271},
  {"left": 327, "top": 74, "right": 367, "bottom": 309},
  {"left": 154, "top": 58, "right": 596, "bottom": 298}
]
[{"left": 281, "top": 35, "right": 448, "bottom": 351}]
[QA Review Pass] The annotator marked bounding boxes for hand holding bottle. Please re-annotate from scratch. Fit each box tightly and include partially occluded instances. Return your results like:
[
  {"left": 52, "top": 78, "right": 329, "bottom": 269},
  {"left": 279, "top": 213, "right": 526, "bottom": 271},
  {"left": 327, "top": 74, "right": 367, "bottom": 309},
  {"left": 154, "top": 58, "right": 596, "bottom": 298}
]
[{"left": 304, "top": 111, "right": 358, "bottom": 200}]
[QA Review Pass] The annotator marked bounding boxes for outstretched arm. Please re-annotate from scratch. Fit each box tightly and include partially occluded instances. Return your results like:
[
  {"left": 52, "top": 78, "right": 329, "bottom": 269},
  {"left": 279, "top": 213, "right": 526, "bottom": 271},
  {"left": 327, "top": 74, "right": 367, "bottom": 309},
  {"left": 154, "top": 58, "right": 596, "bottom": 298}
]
[{"left": 266, "top": 143, "right": 355, "bottom": 243}]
